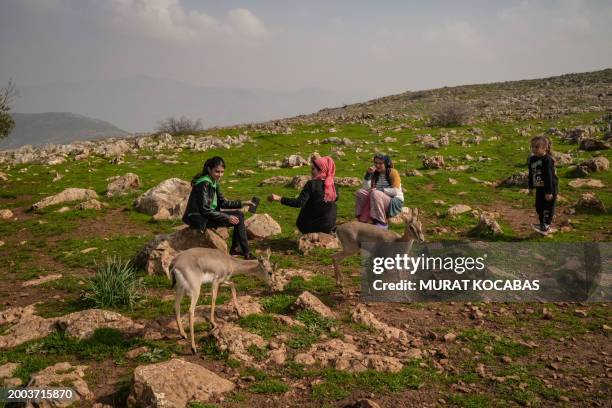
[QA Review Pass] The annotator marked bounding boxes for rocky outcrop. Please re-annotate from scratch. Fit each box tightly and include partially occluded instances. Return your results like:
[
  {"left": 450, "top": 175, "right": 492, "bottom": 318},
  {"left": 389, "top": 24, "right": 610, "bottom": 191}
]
[
  {"left": 127, "top": 359, "right": 234, "bottom": 408},
  {"left": 133, "top": 178, "right": 191, "bottom": 220},
  {"left": 26, "top": 362, "right": 92, "bottom": 408},
  {"left": 351, "top": 304, "right": 414, "bottom": 344},
  {"left": 31, "top": 188, "right": 98, "bottom": 211},
  {"left": 0, "top": 314, "right": 56, "bottom": 349}
]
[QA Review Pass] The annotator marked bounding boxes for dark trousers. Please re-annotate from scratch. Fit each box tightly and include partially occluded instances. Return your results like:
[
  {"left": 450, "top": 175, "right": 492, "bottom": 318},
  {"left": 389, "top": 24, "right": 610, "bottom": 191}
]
[
  {"left": 535, "top": 189, "right": 556, "bottom": 225},
  {"left": 185, "top": 211, "right": 250, "bottom": 256}
]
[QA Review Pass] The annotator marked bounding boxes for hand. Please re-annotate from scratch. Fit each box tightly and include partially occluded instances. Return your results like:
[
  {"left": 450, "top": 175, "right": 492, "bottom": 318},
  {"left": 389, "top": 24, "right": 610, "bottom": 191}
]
[
  {"left": 545, "top": 194, "right": 553, "bottom": 201},
  {"left": 367, "top": 166, "right": 376, "bottom": 174},
  {"left": 229, "top": 215, "right": 240, "bottom": 225},
  {"left": 267, "top": 194, "right": 281, "bottom": 202}
]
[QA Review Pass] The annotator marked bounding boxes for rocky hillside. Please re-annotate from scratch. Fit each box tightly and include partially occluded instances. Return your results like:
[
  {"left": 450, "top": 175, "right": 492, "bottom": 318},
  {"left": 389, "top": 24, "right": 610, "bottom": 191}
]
[{"left": 0, "top": 112, "right": 129, "bottom": 149}]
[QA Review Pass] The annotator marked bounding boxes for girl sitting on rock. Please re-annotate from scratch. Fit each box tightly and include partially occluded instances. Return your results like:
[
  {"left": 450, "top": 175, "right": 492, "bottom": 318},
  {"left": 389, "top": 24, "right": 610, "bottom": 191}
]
[
  {"left": 182, "top": 156, "right": 255, "bottom": 259},
  {"left": 268, "top": 156, "right": 339, "bottom": 234},
  {"left": 355, "top": 153, "right": 404, "bottom": 228}
]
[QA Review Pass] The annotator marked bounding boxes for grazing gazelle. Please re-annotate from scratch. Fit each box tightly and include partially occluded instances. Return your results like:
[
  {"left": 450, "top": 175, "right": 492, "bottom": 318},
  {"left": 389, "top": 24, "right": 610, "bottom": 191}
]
[
  {"left": 170, "top": 247, "right": 276, "bottom": 354},
  {"left": 332, "top": 209, "right": 425, "bottom": 286}
]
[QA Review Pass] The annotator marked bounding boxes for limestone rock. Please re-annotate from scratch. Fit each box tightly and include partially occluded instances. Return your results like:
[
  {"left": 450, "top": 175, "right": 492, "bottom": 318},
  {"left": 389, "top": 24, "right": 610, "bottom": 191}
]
[
  {"left": 447, "top": 204, "right": 472, "bottom": 216},
  {"left": 107, "top": 173, "right": 141, "bottom": 196},
  {"left": 580, "top": 156, "right": 609, "bottom": 173},
  {"left": 498, "top": 172, "right": 528, "bottom": 188},
  {"left": 133, "top": 178, "right": 191, "bottom": 220},
  {"left": 282, "top": 154, "right": 308, "bottom": 168},
  {"left": 422, "top": 155, "right": 445, "bottom": 169},
  {"left": 26, "top": 362, "right": 92, "bottom": 408},
  {"left": 22, "top": 273, "right": 62, "bottom": 287},
  {"left": 271, "top": 268, "right": 316, "bottom": 291},
  {"left": 134, "top": 228, "right": 228, "bottom": 277},
  {"left": 211, "top": 323, "right": 267, "bottom": 365},
  {"left": 0, "top": 314, "right": 56, "bottom": 349},
  {"left": 290, "top": 175, "right": 310, "bottom": 189},
  {"left": 0, "top": 209, "right": 13, "bottom": 219},
  {"left": 579, "top": 138, "right": 610, "bottom": 151},
  {"left": 56, "top": 309, "right": 144, "bottom": 339},
  {"left": 471, "top": 213, "right": 503, "bottom": 236},
  {"left": 351, "top": 304, "right": 414, "bottom": 344},
  {"left": 260, "top": 176, "right": 292, "bottom": 186},
  {"left": 550, "top": 151, "right": 573, "bottom": 166},
  {"left": 77, "top": 198, "right": 107, "bottom": 210},
  {"left": 575, "top": 193, "right": 606, "bottom": 213},
  {"left": 31, "top": 188, "right": 98, "bottom": 211},
  {"left": 293, "top": 291, "right": 335, "bottom": 319},
  {"left": 336, "top": 177, "right": 361, "bottom": 187},
  {"left": 127, "top": 358, "right": 234, "bottom": 408},
  {"left": 568, "top": 178, "right": 604, "bottom": 188},
  {"left": 298, "top": 233, "right": 340, "bottom": 254},
  {"left": 245, "top": 213, "right": 281, "bottom": 239}
]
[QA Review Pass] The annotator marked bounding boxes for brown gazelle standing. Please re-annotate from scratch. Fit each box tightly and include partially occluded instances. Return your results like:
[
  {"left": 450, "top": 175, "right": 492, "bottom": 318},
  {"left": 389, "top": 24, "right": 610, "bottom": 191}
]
[
  {"left": 332, "top": 209, "right": 425, "bottom": 286},
  {"left": 170, "top": 247, "right": 276, "bottom": 354}
]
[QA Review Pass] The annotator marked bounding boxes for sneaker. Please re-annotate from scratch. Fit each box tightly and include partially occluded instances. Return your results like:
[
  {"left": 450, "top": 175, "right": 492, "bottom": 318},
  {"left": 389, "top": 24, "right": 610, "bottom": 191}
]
[{"left": 541, "top": 224, "right": 551, "bottom": 232}]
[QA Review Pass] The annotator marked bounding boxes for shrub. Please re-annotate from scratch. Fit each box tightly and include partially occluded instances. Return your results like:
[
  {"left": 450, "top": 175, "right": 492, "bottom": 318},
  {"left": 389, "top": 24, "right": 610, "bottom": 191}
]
[
  {"left": 430, "top": 101, "right": 471, "bottom": 127},
  {"left": 156, "top": 116, "right": 202, "bottom": 135},
  {"left": 83, "top": 257, "right": 142, "bottom": 309}
]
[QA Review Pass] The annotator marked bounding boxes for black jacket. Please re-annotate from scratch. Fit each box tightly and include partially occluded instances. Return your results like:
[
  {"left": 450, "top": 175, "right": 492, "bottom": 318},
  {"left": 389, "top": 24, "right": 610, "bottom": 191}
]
[
  {"left": 281, "top": 179, "right": 338, "bottom": 233},
  {"left": 182, "top": 179, "right": 242, "bottom": 225},
  {"left": 528, "top": 154, "right": 558, "bottom": 195}
]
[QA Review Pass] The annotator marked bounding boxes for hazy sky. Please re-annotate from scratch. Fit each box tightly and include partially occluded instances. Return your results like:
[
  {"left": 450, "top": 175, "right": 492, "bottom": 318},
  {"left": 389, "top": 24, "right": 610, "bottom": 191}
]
[{"left": 1, "top": 0, "right": 611, "bottom": 96}]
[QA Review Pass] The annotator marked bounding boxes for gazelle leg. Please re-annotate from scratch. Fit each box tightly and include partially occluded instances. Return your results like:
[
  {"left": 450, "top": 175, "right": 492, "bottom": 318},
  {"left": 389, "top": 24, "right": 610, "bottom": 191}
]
[
  {"left": 332, "top": 251, "right": 349, "bottom": 286},
  {"left": 209, "top": 281, "right": 220, "bottom": 328},
  {"left": 174, "top": 286, "right": 187, "bottom": 339},
  {"left": 226, "top": 280, "right": 241, "bottom": 317},
  {"left": 189, "top": 287, "right": 200, "bottom": 354}
]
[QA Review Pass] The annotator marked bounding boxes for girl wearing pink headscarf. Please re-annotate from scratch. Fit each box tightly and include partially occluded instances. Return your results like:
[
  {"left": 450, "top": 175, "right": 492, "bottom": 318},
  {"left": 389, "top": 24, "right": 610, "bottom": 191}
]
[{"left": 268, "top": 156, "right": 339, "bottom": 233}]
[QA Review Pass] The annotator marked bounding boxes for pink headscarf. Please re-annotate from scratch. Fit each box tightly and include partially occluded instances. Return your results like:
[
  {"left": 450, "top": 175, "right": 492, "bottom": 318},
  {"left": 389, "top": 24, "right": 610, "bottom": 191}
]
[{"left": 313, "top": 156, "right": 337, "bottom": 202}]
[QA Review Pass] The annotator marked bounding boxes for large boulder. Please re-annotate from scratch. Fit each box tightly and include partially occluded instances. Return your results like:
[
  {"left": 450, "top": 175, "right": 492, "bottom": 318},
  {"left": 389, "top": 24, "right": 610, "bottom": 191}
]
[
  {"left": 107, "top": 173, "right": 141, "bottom": 197},
  {"left": 293, "top": 291, "right": 335, "bottom": 319},
  {"left": 26, "top": 362, "right": 92, "bottom": 407},
  {"left": 56, "top": 309, "right": 144, "bottom": 339},
  {"left": 298, "top": 233, "right": 340, "bottom": 254},
  {"left": 0, "top": 313, "right": 56, "bottom": 349},
  {"left": 244, "top": 213, "right": 281, "bottom": 239},
  {"left": 133, "top": 178, "right": 191, "bottom": 220},
  {"left": 134, "top": 227, "right": 228, "bottom": 277},
  {"left": 127, "top": 359, "right": 234, "bottom": 408},
  {"left": 31, "top": 188, "right": 98, "bottom": 211}
]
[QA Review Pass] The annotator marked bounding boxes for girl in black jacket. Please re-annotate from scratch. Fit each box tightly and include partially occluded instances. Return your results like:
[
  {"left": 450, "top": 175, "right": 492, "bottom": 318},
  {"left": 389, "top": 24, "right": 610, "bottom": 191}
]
[
  {"left": 268, "top": 156, "right": 338, "bottom": 234},
  {"left": 528, "top": 136, "right": 558, "bottom": 233},
  {"left": 182, "top": 156, "right": 255, "bottom": 259}
]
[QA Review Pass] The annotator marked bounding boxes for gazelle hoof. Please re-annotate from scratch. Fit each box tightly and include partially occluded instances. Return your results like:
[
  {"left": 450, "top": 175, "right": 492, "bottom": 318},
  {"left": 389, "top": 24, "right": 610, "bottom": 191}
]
[{"left": 191, "top": 346, "right": 198, "bottom": 355}]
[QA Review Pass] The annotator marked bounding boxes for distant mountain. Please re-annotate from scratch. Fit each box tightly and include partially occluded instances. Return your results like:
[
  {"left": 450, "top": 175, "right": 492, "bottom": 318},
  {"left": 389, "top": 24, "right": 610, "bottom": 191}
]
[
  {"left": 12, "top": 76, "right": 373, "bottom": 132},
  {"left": 0, "top": 112, "right": 129, "bottom": 149}
]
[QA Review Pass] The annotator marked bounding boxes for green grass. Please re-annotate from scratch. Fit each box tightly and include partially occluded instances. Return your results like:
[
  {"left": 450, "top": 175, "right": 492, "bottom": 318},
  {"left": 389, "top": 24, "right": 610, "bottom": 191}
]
[
  {"left": 82, "top": 257, "right": 143, "bottom": 310},
  {"left": 459, "top": 329, "right": 532, "bottom": 361}
]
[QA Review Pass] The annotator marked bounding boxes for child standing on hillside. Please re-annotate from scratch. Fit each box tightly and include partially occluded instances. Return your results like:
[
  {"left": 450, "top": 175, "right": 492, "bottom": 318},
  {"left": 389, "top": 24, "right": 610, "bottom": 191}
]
[{"left": 528, "top": 136, "right": 558, "bottom": 233}]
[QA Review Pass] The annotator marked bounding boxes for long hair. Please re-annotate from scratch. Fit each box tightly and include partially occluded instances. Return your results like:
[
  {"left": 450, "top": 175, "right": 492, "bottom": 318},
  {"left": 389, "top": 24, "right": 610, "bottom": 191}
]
[
  {"left": 191, "top": 156, "right": 225, "bottom": 185},
  {"left": 371, "top": 153, "right": 393, "bottom": 188}
]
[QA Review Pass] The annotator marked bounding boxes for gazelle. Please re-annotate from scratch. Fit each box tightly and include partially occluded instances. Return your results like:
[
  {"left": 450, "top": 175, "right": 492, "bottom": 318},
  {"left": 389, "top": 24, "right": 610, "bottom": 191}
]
[
  {"left": 332, "top": 209, "right": 425, "bottom": 286},
  {"left": 170, "top": 247, "right": 276, "bottom": 354}
]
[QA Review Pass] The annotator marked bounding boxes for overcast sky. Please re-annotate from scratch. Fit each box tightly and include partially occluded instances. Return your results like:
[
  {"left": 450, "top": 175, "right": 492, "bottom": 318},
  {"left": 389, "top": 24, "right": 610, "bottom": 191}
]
[{"left": 1, "top": 0, "right": 611, "bottom": 96}]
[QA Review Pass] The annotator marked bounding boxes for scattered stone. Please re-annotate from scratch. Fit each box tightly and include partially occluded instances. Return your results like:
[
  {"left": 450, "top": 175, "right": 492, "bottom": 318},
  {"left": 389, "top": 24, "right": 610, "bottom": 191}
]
[
  {"left": 245, "top": 213, "right": 282, "bottom": 239},
  {"left": 350, "top": 304, "right": 414, "bottom": 344},
  {"left": 270, "top": 268, "right": 316, "bottom": 291},
  {"left": 293, "top": 291, "right": 335, "bottom": 319},
  {"left": 542, "top": 308, "right": 554, "bottom": 320},
  {"left": 448, "top": 178, "right": 458, "bottom": 185},
  {"left": 126, "top": 346, "right": 150, "bottom": 359},
  {"left": 26, "top": 362, "right": 92, "bottom": 407},
  {"left": 282, "top": 154, "right": 308, "bottom": 168},
  {"left": 336, "top": 176, "right": 362, "bottom": 187},
  {"left": 298, "top": 232, "right": 340, "bottom": 254},
  {"left": 56, "top": 309, "right": 144, "bottom": 339},
  {"left": 80, "top": 247, "right": 97, "bottom": 253},
  {"left": 443, "top": 332, "right": 457, "bottom": 342},
  {"left": 22, "top": 273, "right": 63, "bottom": 287},
  {"left": 580, "top": 156, "right": 609, "bottom": 173},
  {"left": 405, "top": 169, "right": 423, "bottom": 177},
  {"left": 575, "top": 193, "right": 606, "bottom": 213},
  {"left": 260, "top": 176, "right": 292, "bottom": 186},
  {"left": 128, "top": 358, "right": 234, "bottom": 407},
  {"left": 31, "top": 188, "right": 98, "bottom": 211},
  {"left": 106, "top": 172, "right": 141, "bottom": 196},
  {"left": 56, "top": 206, "right": 71, "bottom": 213},
  {"left": 290, "top": 175, "right": 311, "bottom": 189},
  {"left": 574, "top": 309, "right": 588, "bottom": 318},
  {"left": 422, "top": 155, "right": 445, "bottom": 169},
  {"left": 551, "top": 151, "right": 573, "bottom": 166},
  {"left": 295, "top": 339, "right": 402, "bottom": 373},
  {"left": 0, "top": 209, "right": 13, "bottom": 220},
  {"left": 133, "top": 178, "right": 191, "bottom": 220},
  {"left": 471, "top": 212, "right": 503, "bottom": 236},
  {"left": 235, "top": 169, "right": 255, "bottom": 177},
  {"left": 447, "top": 204, "right": 472, "bottom": 216},
  {"left": 568, "top": 178, "right": 604, "bottom": 188},
  {"left": 211, "top": 323, "right": 268, "bottom": 365},
  {"left": 77, "top": 198, "right": 107, "bottom": 210},
  {"left": 498, "top": 172, "right": 528, "bottom": 188}
]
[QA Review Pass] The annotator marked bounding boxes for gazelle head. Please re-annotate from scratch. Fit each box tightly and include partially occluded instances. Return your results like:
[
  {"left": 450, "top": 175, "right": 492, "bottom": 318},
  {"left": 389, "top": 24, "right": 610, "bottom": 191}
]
[
  {"left": 401, "top": 208, "right": 425, "bottom": 242},
  {"left": 257, "top": 248, "right": 277, "bottom": 287}
]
